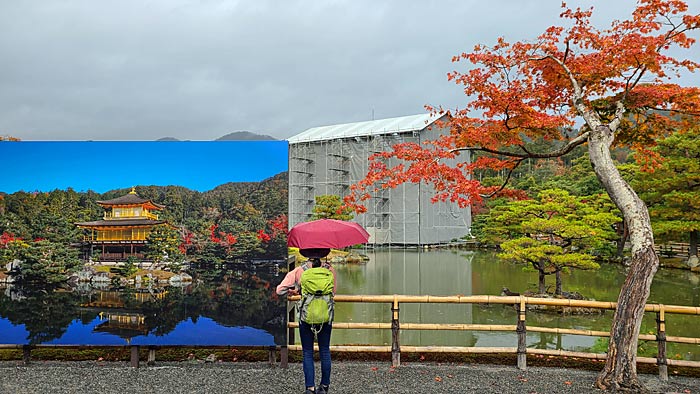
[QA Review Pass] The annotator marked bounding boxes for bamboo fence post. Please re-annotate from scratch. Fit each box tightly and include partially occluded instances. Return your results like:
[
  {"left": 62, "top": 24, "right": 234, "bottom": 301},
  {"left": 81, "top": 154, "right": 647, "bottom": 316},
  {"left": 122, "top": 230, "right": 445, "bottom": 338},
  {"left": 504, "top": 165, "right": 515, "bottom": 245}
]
[
  {"left": 286, "top": 300, "right": 295, "bottom": 367},
  {"left": 657, "top": 306, "right": 668, "bottom": 381},
  {"left": 391, "top": 295, "right": 401, "bottom": 367},
  {"left": 516, "top": 296, "right": 527, "bottom": 370}
]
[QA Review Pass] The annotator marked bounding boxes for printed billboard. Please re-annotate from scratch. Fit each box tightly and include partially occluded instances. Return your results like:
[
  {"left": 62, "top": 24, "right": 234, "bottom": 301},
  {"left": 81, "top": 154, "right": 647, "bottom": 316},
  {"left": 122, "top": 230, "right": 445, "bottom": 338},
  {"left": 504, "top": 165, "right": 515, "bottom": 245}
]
[{"left": 0, "top": 141, "right": 288, "bottom": 346}]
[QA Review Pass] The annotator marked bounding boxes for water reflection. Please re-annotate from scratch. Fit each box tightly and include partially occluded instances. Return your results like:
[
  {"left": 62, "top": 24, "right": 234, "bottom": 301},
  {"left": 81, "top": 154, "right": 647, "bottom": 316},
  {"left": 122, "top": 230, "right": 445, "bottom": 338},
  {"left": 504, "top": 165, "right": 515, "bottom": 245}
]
[
  {"left": 0, "top": 261, "right": 286, "bottom": 346},
  {"left": 331, "top": 249, "right": 700, "bottom": 361}
]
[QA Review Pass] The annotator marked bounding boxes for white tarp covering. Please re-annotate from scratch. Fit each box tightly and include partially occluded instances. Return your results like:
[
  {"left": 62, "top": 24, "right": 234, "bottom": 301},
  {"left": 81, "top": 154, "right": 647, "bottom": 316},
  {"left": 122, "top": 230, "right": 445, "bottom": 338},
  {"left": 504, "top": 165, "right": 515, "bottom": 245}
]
[{"left": 288, "top": 114, "right": 471, "bottom": 245}]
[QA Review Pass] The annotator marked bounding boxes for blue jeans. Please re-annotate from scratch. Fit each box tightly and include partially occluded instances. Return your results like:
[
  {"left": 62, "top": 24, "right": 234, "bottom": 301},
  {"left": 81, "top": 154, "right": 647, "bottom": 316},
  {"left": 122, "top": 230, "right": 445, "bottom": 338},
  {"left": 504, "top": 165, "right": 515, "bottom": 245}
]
[{"left": 299, "top": 321, "right": 332, "bottom": 389}]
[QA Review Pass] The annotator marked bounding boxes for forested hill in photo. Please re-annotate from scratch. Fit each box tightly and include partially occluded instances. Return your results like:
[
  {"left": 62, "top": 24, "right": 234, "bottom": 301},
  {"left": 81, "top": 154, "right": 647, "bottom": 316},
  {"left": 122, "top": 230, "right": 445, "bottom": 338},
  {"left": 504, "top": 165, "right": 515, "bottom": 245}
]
[{"left": 0, "top": 171, "right": 288, "bottom": 262}]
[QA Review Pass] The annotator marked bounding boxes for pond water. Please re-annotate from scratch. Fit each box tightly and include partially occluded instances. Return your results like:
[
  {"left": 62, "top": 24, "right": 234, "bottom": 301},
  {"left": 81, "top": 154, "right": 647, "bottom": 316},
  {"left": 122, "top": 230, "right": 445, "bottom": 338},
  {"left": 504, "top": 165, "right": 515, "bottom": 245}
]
[
  {"left": 2, "top": 250, "right": 698, "bottom": 361},
  {"left": 0, "top": 262, "right": 287, "bottom": 346},
  {"left": 329, "top": 249, "right": 700, "bottom": 361}
]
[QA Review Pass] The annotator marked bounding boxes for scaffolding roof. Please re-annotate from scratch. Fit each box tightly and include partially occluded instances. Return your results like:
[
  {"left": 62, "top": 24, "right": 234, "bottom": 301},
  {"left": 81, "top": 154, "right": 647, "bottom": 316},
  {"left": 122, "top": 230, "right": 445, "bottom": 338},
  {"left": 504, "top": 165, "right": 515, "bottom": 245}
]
[{"left": 288, "top": 113, "right": 445, "bottom": 144}]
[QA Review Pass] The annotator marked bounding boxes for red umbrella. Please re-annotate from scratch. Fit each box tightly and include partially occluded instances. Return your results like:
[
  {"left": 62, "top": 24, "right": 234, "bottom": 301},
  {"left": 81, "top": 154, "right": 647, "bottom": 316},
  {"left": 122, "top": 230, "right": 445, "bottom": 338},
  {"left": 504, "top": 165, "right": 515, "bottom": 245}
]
[{"left": 288, "top": 219, "right": 370, "bottom": 249}]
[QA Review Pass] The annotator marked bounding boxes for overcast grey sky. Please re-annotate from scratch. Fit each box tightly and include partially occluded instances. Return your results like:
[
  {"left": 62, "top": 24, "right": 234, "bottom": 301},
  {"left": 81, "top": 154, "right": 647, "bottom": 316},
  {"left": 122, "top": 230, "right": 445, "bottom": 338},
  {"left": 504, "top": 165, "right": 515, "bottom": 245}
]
[{"left": 1, "top": 0, "right": 697, "bottom": 141}]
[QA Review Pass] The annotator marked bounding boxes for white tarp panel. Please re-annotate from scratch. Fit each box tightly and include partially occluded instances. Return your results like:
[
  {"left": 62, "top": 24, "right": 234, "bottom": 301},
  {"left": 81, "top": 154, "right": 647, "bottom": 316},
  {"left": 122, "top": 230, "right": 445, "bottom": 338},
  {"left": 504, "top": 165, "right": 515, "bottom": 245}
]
[{"left": 288, "top": 114, "right": 471, "bottom": 245}]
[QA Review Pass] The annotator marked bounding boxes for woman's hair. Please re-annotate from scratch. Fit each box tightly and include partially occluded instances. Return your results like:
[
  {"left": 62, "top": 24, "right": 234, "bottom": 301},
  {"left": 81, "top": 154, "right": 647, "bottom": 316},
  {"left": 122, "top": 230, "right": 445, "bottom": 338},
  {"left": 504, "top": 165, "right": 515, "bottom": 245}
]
[{"left": 310, "top": 258, "right": 322, "bottom": 268}]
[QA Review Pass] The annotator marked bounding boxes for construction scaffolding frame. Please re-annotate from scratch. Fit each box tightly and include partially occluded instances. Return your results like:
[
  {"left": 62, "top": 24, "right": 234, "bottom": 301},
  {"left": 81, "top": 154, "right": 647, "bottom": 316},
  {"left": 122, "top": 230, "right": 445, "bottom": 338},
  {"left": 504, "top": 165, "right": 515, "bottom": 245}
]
[
  {"left": 368, "top": 135, "right": 391, "bottom": 231},
  {"left": 326, "top": 138, "right": 350, "bottom": 198},
  {"left": 286, "top": 113, "right": 471, "bottom": 245},
  {"left": 289, "top": 142, "right": 315, "bottom": 224}
]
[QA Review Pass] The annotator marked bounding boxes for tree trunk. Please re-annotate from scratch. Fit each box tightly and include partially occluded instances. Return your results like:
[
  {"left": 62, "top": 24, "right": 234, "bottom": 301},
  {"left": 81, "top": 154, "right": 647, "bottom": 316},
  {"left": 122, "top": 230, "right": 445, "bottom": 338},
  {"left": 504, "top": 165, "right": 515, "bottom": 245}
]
[
  {"left": 616, "top": 222, "right": 629, "bottom": 259},
  {"left": 554, "top": 269, "right": 562, "bottom": 296},
  {"left": 538, "top": 270, "right": 546, "bottom": 294},
  {"left": 690, "top": 229, "right": 698, "bottom": 258},
  {"left": 585, "top": 124, "right": 659, "bottom": 392}
]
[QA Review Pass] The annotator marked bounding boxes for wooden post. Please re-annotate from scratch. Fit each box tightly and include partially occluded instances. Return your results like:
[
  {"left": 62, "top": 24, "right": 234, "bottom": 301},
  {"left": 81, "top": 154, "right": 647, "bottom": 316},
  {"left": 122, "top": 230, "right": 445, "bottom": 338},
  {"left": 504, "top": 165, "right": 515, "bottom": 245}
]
[
  {"left": 656, "top": 307, "right": 668, "bottom": 381},
  {"left": 130, "top": 345, "right": 140, "bottom": 368},
  {"left": 268, "top": 346, "right": 277, "bottom": 366},
  {"left": 282, "top": 256, "right": 296, "bottom": 369},
  {"left": 391, "top": 295, "right": 401, "bottom": 367},
  {"left": 516, "top": 296, "right": 527, "bottom": 370},
  {"left": 280, "top": 346, "right": 288, "bottom": 369},
  {"left": 22, "top": 345, "right": 31, "bottom": 365},
  {"left": 288, "top": 302, "right": 296, "bottom": 348},
  {"left": 147, "top": 346, "right": 156, "bottom": 366},
  {"left": 287, "top": 258, "right": 297, "bottom": 348}
]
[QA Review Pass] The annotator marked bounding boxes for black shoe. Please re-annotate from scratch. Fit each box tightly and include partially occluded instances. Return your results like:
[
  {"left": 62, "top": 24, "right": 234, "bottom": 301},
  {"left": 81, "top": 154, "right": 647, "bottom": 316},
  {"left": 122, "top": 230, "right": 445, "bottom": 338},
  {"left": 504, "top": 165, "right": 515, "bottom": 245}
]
[
  {"left": 304, "top": 389, "right": 315, "bottom": 394},
  {"left": 317, "top": 385, "right": 329, "bottom": 394}
]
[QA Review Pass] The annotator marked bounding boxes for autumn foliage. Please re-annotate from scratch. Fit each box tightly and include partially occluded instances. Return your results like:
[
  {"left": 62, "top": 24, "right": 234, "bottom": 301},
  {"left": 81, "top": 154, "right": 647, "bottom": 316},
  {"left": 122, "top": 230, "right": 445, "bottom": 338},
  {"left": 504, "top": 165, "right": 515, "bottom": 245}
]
[
  {"left": 345, "top": 0, "right": 700, "bottom": 213},
  {"left": 345, "top": 1, "right": 699, "bottom": 391}
]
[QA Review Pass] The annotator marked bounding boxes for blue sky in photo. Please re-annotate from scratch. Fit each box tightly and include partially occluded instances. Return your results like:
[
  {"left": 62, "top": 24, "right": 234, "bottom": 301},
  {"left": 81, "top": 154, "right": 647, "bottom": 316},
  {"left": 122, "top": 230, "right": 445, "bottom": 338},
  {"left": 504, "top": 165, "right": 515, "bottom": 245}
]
[{"left": 0, "top": 141, "right": 288, "bottom": 193}]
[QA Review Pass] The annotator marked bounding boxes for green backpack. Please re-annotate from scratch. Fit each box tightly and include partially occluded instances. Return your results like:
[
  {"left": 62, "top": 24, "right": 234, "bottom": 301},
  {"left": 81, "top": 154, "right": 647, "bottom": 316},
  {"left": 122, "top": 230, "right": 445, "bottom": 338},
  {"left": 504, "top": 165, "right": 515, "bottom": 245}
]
[{"left": 299, "top": 265, "right": 335, "bottom": 326}]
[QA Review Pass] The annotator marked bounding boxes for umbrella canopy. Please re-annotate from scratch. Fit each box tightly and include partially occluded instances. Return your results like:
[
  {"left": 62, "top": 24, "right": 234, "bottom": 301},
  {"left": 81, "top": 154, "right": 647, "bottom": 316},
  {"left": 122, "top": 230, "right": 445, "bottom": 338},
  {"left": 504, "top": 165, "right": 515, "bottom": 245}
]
[{"left": 288, "top": 219, "right": 370, "bottom": 249}]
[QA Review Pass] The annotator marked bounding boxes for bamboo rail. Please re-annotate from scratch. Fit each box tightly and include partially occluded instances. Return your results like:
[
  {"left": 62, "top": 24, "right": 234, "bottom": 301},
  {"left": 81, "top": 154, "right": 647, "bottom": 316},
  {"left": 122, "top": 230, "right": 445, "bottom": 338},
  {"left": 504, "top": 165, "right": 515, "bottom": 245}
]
[
  {"left": 655, "top": 242, "right": 695, "bottom": 258},
  {"left": 285, "top": 293, "right": 700, "bottom": 379}
]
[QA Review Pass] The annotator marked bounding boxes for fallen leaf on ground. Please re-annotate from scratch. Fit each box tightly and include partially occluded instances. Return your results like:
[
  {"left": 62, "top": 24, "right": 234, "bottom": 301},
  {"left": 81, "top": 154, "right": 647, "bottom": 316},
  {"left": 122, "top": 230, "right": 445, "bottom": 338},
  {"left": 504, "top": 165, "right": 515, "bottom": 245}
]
[
  {"left": 435, "top": 376, "right": 442, "bottom": 382},
  {"left": 564, "top": 381, "right": 572, "bottom": 385}
]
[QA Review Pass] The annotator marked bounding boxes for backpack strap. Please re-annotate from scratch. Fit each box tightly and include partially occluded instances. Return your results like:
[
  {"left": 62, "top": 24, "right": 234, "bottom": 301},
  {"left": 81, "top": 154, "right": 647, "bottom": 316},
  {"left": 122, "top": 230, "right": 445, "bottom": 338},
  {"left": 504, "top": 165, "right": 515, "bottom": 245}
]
[{"left": 301, "top": 261, "right": 331, "bottom": 271}]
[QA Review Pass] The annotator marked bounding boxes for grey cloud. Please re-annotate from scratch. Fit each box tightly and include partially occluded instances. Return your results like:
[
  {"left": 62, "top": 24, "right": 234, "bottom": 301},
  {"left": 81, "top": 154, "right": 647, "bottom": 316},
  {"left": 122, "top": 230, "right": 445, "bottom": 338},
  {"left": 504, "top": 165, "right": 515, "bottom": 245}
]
[{"left": 0, "top": 0, "right": 694, "bottom": 141}]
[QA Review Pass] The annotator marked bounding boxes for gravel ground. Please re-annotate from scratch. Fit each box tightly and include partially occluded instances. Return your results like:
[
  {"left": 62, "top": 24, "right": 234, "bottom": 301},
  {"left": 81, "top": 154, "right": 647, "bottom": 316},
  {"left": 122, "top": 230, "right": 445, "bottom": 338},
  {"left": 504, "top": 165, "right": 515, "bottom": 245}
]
[{"left": 0, "top": 361, "right": 698, "bottom": 394}]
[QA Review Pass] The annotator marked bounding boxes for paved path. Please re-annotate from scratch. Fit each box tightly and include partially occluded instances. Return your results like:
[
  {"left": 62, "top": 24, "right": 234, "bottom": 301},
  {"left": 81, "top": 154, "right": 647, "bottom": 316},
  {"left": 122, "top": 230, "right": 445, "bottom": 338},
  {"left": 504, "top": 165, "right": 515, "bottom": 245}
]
[{"left": 0, "top": 361, "right": 698, "bottom": 393}]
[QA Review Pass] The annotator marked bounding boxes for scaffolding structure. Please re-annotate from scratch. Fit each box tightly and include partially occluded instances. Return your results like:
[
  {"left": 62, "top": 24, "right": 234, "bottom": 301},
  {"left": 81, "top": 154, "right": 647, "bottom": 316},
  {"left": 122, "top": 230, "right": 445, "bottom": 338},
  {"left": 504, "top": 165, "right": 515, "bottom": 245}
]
[
  {"left": 368, "top": 135, "right": 391, "bottom": 231},
  {"left": 289, "top": 142, "right": 315, "bottom": 225},
  {"left": 287, "top": 114, "right": 471, "bottom": 246},
  {"left": 326, "top": 138, "right": 350, "bottom": 197}
]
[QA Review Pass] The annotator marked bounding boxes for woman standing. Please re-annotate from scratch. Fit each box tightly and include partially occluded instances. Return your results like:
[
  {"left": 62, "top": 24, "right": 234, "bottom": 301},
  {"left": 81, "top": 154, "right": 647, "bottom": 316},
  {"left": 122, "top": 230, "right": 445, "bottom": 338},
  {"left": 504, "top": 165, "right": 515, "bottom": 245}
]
[{"left": 277, "top": 248, "right": 336, "bottom": 394}]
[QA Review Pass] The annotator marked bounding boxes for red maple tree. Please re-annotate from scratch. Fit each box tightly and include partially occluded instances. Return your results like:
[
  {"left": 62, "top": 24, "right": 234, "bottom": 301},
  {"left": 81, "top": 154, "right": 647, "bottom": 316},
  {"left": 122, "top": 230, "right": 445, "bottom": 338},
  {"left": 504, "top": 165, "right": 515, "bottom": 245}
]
[{"left": 346, "top": 1, "right": 699, "bottom": 391}]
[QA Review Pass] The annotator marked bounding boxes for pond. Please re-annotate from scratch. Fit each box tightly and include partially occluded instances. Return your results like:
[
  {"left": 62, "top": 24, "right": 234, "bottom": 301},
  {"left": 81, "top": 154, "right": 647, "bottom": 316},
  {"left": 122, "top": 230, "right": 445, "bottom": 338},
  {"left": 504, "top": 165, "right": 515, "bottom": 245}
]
[
  {"left": 329, "top": 249, "right": 700, "bottom": 361},
  {"left": 0, "top": 261, "right": 287, "bottom": 346},
  {"left": 2, "top": 250, "right": 698, "bottom": 361}
]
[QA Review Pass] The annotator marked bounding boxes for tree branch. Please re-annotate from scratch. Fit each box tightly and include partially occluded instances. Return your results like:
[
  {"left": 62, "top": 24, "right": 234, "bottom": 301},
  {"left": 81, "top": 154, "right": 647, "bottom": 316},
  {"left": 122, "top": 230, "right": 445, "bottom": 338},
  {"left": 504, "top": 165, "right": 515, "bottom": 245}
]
[
  {"left": 531, "top": 54, "right": 586, "bottom": 114},
  {"left": 450, "top": 130, "right": 590, "bottom": 159},
  {"left": 609, "top": 101, "right": 627, "bottom": 132},
  {"left": 648, "top": 107, "right": 700, "bottom": 117},
  {"left": 478, "top": 158, "right": 525, "bottom": 198}
]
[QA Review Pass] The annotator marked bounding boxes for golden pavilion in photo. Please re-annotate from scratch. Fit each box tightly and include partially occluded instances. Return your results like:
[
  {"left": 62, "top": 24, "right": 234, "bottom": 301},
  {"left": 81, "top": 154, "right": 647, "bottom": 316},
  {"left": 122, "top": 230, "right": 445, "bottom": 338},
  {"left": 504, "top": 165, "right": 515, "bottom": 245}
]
[{"left": 76, "top": 188, "right": 168, "bottom": 261}]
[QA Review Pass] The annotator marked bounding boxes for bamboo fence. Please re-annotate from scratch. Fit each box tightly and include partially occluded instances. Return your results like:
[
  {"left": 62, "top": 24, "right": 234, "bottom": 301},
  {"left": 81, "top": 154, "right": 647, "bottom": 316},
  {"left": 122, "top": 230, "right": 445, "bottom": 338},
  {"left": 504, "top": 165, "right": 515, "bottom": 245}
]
[{"left": 283, "top": 294, "right": 700, "bottom": 380}]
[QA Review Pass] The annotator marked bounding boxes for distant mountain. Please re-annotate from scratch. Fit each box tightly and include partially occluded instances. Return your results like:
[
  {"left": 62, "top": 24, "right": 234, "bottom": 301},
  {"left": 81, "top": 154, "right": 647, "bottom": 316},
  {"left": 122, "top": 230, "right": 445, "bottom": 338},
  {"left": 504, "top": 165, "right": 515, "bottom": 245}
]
[
  {"left": 155, "top": 131, "right": 277, "bottom": 141},
  {"left": 216, "top": 131, "right": 277, "bottom": 141}
]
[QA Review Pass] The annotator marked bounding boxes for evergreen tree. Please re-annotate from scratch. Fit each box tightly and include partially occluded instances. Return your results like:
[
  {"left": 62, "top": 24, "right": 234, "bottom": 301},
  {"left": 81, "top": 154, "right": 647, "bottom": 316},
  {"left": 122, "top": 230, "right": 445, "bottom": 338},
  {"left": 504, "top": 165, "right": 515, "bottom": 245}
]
[
  {"left": 145, "top": 225, "right": 183, "bottom": 265},
  {"left": 312, "top": 194, "right": 354, "bottom": 220},
  {"left": 486, "top": 189, "right": 619, "bottom": 295},
  {"left": 5, "top": 239, "right": 81, "bottom": 285},
  {"left": 632, "top": 126, "right": 700, "bottom": 258}
]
